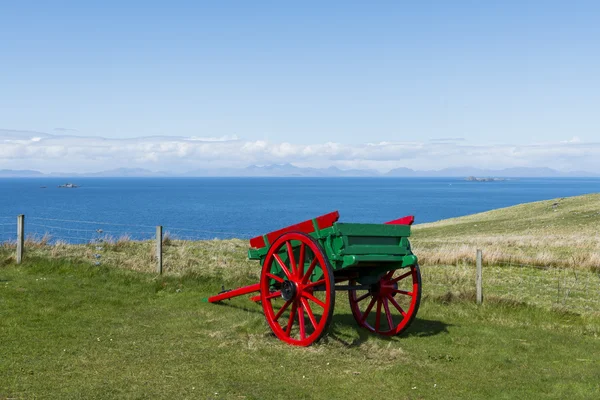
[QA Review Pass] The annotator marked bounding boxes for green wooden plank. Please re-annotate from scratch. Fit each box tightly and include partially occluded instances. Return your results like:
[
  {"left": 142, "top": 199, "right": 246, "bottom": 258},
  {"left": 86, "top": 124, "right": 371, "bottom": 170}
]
[
  {"left": 334, "top": 223, "right": 411, "bottom": 237},
  {"left": 341, "top": 245, "right": 410, "bottom": 256},
  {"left": 346, "top": 236, "right": 399, "bottom": 246}
]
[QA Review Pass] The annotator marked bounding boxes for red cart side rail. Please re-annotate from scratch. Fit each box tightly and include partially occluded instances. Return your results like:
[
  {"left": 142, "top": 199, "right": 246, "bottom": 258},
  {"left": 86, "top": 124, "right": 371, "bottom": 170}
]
[
  {"left": 384, "top": 215, "right": 414, "bottom": 226},
  {"left": 249, "top": 211, "right": 340, "bottom": 249}
]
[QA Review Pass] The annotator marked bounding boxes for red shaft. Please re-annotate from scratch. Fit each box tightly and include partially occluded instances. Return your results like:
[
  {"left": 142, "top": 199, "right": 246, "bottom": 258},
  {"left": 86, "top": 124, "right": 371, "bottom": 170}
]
[{"left": 207, "top": 283, "right": 261, "bottom": 303}]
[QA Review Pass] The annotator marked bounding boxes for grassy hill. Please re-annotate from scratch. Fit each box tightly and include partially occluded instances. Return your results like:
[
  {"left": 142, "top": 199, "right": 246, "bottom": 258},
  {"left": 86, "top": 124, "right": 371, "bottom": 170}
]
[{"left": 413, "top": 193, "right": 600, "bottom": 270}]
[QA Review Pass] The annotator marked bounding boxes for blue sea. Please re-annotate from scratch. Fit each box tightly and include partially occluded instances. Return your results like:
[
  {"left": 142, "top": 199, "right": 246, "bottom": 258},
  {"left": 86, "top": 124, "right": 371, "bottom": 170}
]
[{"left": 1, "top": 177, "right": 599, "bottom": 243}]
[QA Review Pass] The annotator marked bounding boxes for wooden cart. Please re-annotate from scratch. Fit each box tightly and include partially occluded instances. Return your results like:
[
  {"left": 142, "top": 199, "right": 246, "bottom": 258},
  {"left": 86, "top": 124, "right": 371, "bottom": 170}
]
[{"left": 206, "top": 211, "right": 421, "bottom": 346}]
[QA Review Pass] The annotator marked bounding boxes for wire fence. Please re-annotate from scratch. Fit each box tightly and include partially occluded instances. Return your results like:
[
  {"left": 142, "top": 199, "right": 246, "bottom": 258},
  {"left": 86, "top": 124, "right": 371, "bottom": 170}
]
[
  {"left": 0, "top": 217, "right": 16, "bottom": 243},
  {"left": 5, "top": 216, "right": 255, "bottom": 244},
  {"left": 0, "top": 214, "right": 256, "bottom": 269},
  {"left": 2, "top": 215, "right": 599, "bottom": 315},
  {"left": 422, "top": 256, "right": 600, "bottom": 316},
  {"left": 26, "top": 219, "right": 156, "bottom": 244},
  {"left": 489, "top": 260, "right": 600, "bottom": 315}
]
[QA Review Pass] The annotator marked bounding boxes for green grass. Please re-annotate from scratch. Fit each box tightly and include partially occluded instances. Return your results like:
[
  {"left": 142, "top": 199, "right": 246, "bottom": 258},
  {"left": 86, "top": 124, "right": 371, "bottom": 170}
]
[{"left": 1, "top": 258, "right": 599, "bottom": 399}]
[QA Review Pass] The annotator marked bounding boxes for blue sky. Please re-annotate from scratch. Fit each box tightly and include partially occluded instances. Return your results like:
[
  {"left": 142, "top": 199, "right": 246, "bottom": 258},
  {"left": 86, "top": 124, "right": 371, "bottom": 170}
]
[{"left": 1, "top": 1, "right": 599, "bottom": 172}]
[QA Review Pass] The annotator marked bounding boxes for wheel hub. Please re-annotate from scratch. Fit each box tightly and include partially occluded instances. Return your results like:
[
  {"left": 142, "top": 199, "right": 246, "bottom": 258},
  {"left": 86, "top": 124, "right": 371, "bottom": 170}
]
[
  {"left": 281, "top": 280, "right": 297, "bottom": 301},
  {"left": 372, "top": 279, "right": 399, "bottom": 297}
]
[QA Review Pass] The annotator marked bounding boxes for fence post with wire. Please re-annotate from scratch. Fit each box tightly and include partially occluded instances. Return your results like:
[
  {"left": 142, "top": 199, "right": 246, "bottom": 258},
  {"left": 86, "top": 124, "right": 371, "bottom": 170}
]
[
  {"left": 471, "top": 249, "right": 600, "bottom": 315},
  {"left": 16, "top": 214, "right": 24, "bottom": 264},
  {"left": 476, "top": 249, "right": 483, "bottom": 305},
  {"left": 156, "top": 225, "right": 163, "bottom": 274},
  {"left": 0, "top": 214, "right": 254, "bottom": 274}
]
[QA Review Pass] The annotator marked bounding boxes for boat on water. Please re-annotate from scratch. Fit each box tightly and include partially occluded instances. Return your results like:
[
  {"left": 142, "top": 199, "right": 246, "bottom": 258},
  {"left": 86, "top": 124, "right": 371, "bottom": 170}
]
[{"left": 58, "top": 183, "right": 79, "bottom": 188}]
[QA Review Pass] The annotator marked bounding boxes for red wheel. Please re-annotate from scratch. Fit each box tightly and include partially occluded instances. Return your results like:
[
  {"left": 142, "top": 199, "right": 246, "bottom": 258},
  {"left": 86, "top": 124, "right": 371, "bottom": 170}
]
[
  {"left": 260, "top": 232, "right": 335, "bottom": 346},
  {"left": 348, "top": 265, "right": 421, "bottom": 336}
]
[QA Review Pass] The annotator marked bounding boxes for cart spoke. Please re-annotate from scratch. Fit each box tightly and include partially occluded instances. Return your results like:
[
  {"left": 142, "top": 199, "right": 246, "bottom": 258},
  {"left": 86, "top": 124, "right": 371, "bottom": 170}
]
[
  {"left": 298, "top": 302, "right": 306, "bottom": 340},
  {"left": 375, "top": 297, "right": 382, "bottom": 331},
  {"left": 298, "top": 243, "right": 305, "bottom": 278},
  {"left": 301, "top": 298, "right": 318, "bottom": 329},
  {"left": 266, "top": 273, "right": 284, "bottom": 283},
  {"left": 354, "top": 292, "right": 371, "bottom": 303},
  {"left": 303, "top": 291, "right": 326, "bottom": 309},
  {"left": 391, "top": 270, "right": 412, "bottom": 283},
  {"left": 383, "top": 270, "right": 395, "bottom": 280},
  {"left": 285, "top": 302, "right": 298, "bottom": 336},
  {"left": 263, "top": 290, "right": 282, "bottom": 300},
  {"left": 286, "top": 241, "right": 297, "bottom": 276},
  {"left": 302, "top": 258, "right": 319, "bottom": 284},
  {"left": 304, "top": 279, "right": 326, "bottom": 290},
  {"left": 393, "top": 289, "right": 413, "bottom": 296},
  {"left": 273, "top": 254, "right": 293, "bottom": 279},
  {"left": 387, "top": 294, "right": 407, "bottom": 317},
  {"left": 360, "top": 297, "right": 377, "bottom": 323},
  {"left": 383, "top": 298, "right": 394, "bottom": 330},
  {"left": 273, "top": 300, "right": 292, "bottom": 322}
]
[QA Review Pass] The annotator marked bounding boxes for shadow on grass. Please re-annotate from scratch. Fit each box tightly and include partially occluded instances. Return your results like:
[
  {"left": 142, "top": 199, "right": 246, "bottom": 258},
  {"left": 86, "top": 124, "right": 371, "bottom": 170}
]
[
  {"left": 328, "top": 314, "right": 453, "bottom": 347},
  {"left": 209, "top": 300, "right": 264, "bottom": 315},
  {"left": 208, "top": 301, "right": 453, "bottom": 347}
]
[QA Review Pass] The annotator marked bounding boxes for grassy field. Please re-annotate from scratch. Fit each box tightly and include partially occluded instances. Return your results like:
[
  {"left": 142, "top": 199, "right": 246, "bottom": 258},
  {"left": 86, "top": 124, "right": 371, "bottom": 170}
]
[
  {"left": 1, "top": 258, "right": 599, "bottom": 399},
  {"left": 412, "top": 193, "right": 600, "bottom": 270},
  {"left": 1, "top": 193, "right": 600, "bottom": 398}
]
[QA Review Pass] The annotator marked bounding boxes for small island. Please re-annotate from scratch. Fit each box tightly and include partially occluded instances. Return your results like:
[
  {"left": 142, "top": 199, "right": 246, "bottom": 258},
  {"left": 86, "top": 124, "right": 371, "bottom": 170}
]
[
  {"left": 58, "top": 183, "right": 79, "bottom": 188},
  {"left": 465, "top": 176, "right": 507, "bottom": 182}
]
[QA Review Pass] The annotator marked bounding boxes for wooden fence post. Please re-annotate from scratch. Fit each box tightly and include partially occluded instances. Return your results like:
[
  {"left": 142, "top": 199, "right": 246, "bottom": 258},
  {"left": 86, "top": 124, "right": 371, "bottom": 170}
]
[
  {"left": 156, "top": 225, "right": 163, "bottom": 274},
  {"left": 476, "top": 249, "right": 483, "bottom": 305},
  {"left": 17, "top": 214, "right": 24, "bottom": 264}
]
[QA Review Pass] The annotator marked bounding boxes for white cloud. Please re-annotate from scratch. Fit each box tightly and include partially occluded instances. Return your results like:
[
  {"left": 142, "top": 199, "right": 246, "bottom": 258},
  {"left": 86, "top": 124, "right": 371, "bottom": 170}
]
[
  {"left": 0, "top": 129, "right": 599, "bottom": 173},
  {"left": 561, "top": 136, "right": 581, "bottom": 144}
]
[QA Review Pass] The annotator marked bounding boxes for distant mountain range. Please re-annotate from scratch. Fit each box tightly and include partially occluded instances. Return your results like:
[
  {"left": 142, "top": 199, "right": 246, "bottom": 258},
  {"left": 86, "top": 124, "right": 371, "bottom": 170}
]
[
  {"left": 184, "top": 164, "right": 379, "bottom": 177},
  {"left": 0, "top": 165, "right": 598, "bottom": 178},
  {"left": 384, "top": 166, "right": 598, "bottom": 178},
  {"left": 0, "top": 169, "right": 46, "bottom": 177}
]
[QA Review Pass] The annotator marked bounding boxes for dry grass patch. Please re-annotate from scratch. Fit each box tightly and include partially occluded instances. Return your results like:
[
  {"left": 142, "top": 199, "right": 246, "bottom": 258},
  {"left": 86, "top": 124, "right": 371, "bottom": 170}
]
[
  {"left": 414, "top": 193, "right": 600, "bottom": 270},
  {"left": 1, "top": 237, "right": 258, "bottom": 282}
]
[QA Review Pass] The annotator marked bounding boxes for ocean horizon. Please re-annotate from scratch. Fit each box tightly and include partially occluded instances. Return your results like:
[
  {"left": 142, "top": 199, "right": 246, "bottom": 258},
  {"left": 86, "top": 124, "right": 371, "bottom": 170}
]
[{"left": 1, "top": 177, "right": 599, "bottom": 243}]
